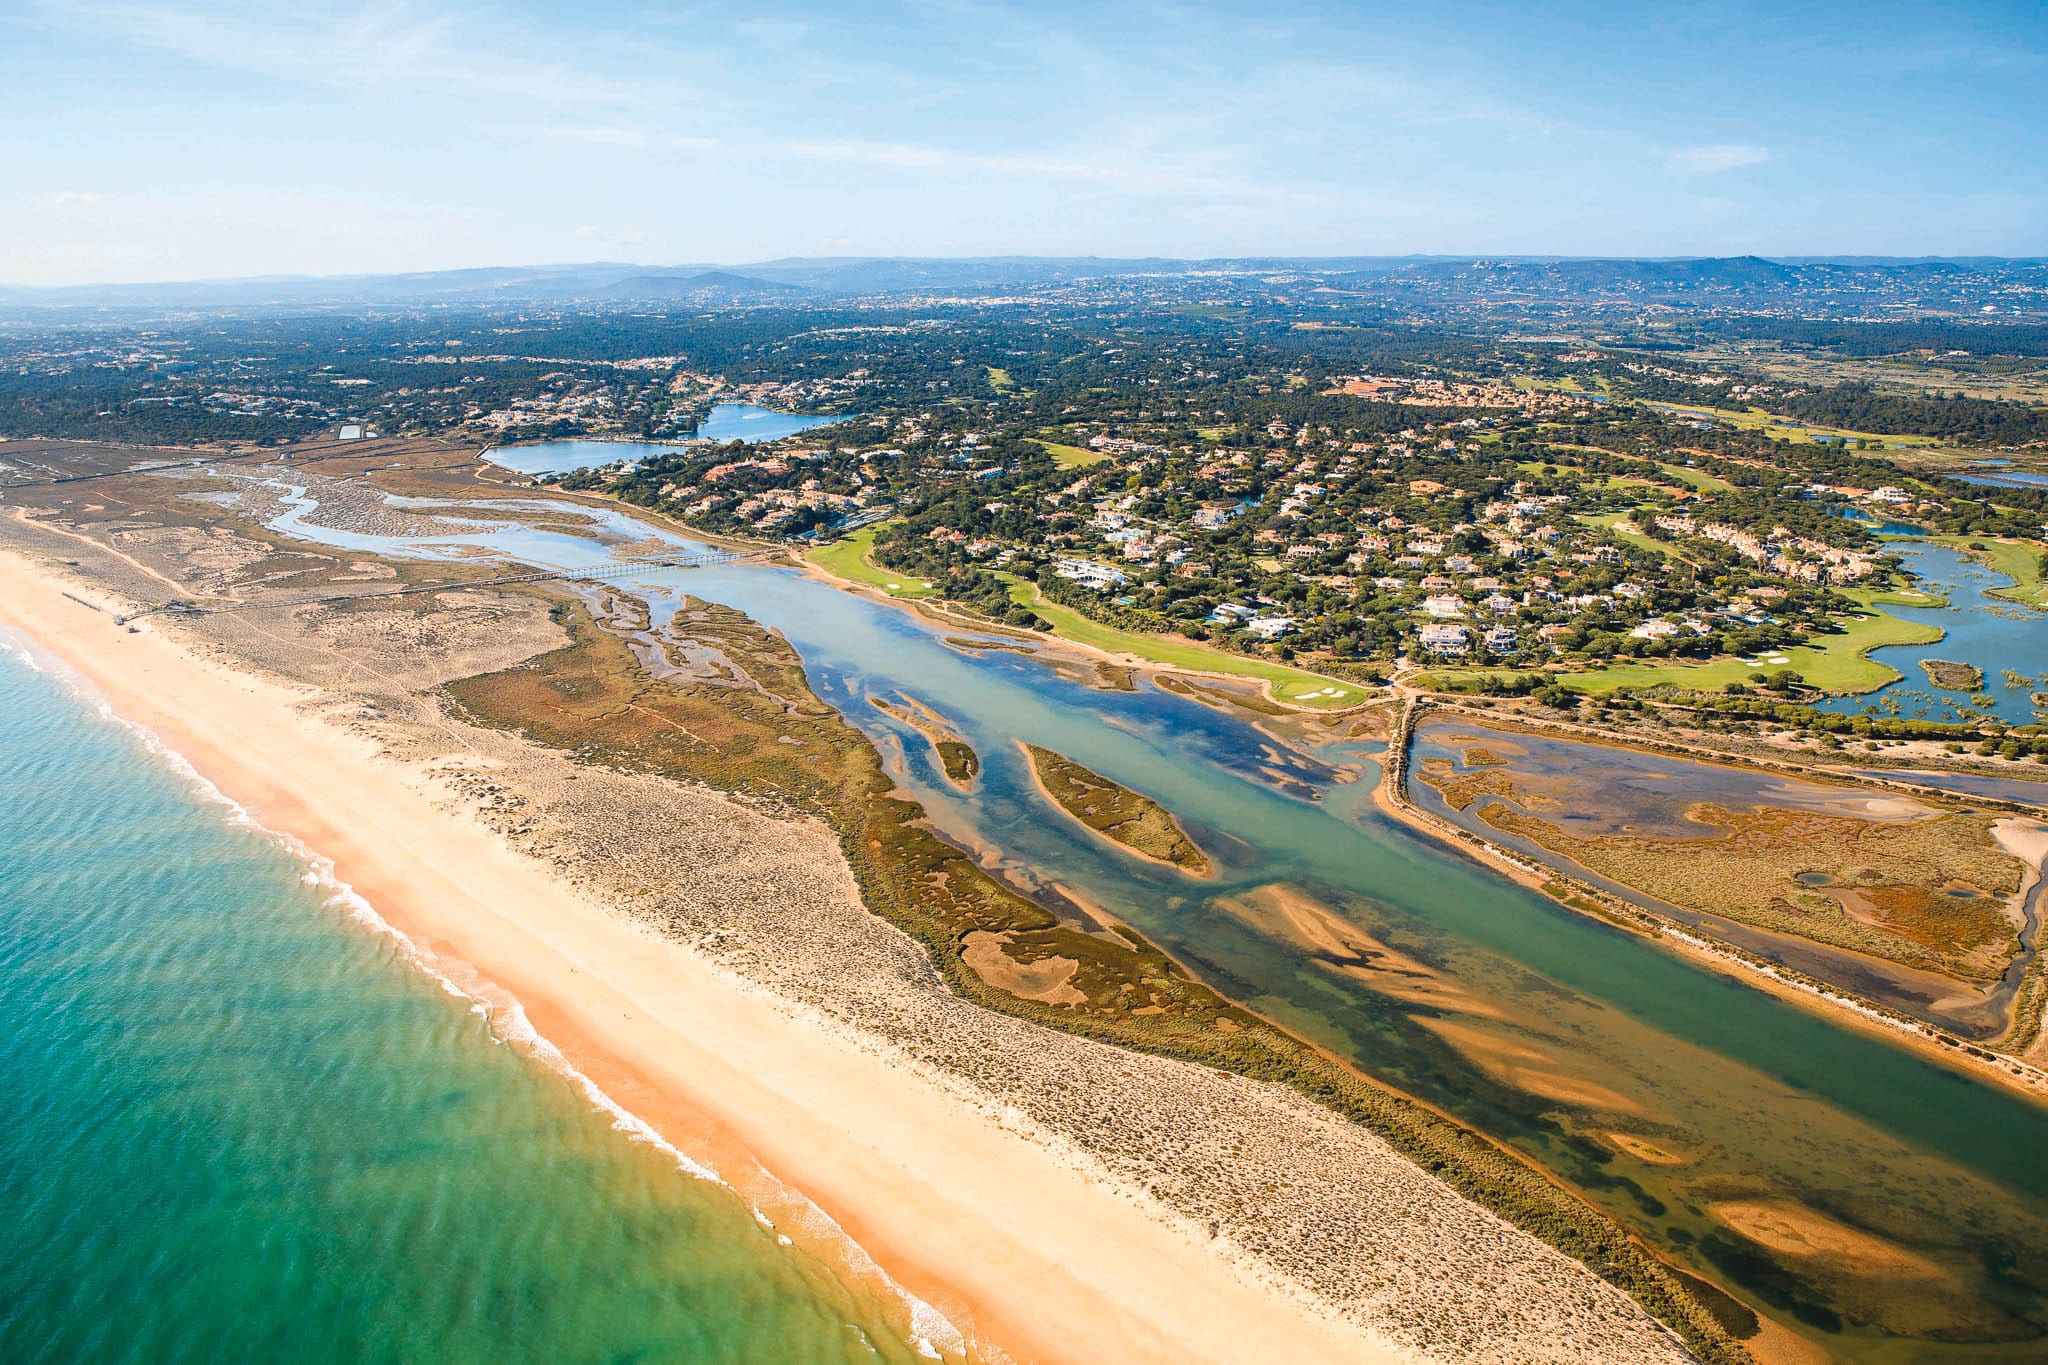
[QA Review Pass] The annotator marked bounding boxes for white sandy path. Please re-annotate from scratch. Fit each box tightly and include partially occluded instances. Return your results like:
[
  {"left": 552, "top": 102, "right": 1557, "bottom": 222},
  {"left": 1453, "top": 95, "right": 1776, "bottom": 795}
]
[
  {"left": 0, "top": 549, "right": 1412, "bottom": 1365},
  {"left": 1993, "top": 817, "right": 2048, "bottom": 936},
  {"left": 1992, "top": 817, "right": 2048, "bottom": 872}
]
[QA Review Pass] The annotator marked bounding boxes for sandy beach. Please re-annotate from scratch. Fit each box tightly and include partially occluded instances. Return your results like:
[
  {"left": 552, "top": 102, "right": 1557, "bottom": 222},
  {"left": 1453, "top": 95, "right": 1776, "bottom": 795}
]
[
  {"left": 0, "top": 548, "right": 1413, "bottom": 1364},
  {"left": 0, "top": 493, "right": 1716, "bottom": 1364}
]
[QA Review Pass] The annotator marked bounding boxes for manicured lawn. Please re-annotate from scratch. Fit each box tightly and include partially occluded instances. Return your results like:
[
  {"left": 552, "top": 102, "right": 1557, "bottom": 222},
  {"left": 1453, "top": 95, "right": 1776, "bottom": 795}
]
[
  {"left": 1577, "top": 511, "right": 1697, "bottom": 564},
  {"left": 1647, "top": 401, "right": 1940, "bottom": 450},
  {"left": 1003, "top": 580, "right": 1369, "bottom": 709},
  {"left": 1425, "top": 591, "right": 1942, "bottom": 698},
  {"left": 985, "top": 366, "right": 1015, "bottom": 391},
  {"left": 804, "top": 525, "right": 936, "bottom": 598},
  {"left": 1654, "top": 462, "right": 1734, "bottom": 493},
  {"left": 1034, "top": 438, "right": 1109, "bottom": 468}
]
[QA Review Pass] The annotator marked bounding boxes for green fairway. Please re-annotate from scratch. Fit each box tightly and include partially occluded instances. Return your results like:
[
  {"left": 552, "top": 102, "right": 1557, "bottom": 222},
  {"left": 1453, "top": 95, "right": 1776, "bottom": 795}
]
[
  {"left": 1647, "top": 401, "right": 1940, "bottom": 450},
  {"left": 1654, "top": 462, "right": 1734, "bottom": 493},
  {"left": 1577, "top": 511, "right": 1697, "bottom": 563},
  {"left": 809, "top": 536, "right": 1368, "bottom": 707},
  {"left": 1034, "top": 437, "right": 1109, "bottom": 468},
  {"left": 1568, "top": 590, "right": 1940, "bottom": 695},
  {"left": 1864, "top": 584, "right": 1950, "bottom": 608},
  {"left": 1425, "top": 590, "right": 1941, "bottom": 697},
  {"left": 1509, "top": 374, "right": 1610, "bottom": 397},
  {"left": 1002, "top": 580, "right": 1370, "bottom": 708},
  {"left": 1511, "top": 457, "right": 1724, "bottom": 497},
  {"left": 804, "top": 524, "right": 936, "bottom": 598}
]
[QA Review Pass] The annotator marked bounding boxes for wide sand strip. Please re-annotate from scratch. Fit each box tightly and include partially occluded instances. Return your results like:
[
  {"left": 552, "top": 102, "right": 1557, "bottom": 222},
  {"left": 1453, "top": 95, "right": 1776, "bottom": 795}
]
[{"left": 0, "top": 549, "right": 1407, "bottom": 1365}]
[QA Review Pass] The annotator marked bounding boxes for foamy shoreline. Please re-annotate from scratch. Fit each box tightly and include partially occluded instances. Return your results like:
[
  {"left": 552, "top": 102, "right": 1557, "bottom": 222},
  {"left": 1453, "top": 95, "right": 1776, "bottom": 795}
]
[
  {"left": 0, "top": 547, "right": 1422, "bottom": 1365},
  {"left": 0, "top": 616, "right": 962, "bottom": 1359}
]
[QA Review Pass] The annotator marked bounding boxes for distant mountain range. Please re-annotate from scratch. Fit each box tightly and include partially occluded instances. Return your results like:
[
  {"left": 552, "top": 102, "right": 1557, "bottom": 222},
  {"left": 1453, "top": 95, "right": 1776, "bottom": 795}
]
[{"left": 3, "top": 254, "right": 2044, "bottom": 312}]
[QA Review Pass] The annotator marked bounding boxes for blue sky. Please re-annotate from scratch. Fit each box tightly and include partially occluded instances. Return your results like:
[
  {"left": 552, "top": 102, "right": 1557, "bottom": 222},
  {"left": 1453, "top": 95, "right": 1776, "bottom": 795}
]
[{"left": 3, "top": 0, "right": 2044, "bottom": 284}]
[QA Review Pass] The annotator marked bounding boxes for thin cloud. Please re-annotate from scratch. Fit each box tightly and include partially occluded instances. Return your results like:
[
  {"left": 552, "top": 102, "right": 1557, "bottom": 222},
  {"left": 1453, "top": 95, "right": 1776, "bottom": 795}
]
[
  {"left": 37, "top": 0, "right": 662, "bottom": 112},
  {"left": 778, "top": 138, "right": 1245, "bottom": 199},
  {"left": 573, "top": 224, "right": 648, "bottom": 247},
  {"left": 532, "top": 124, "right": 719, "bottom": 153},
  {"left": 1667, "top": 144, "right": 1771, "bottom": 176}
]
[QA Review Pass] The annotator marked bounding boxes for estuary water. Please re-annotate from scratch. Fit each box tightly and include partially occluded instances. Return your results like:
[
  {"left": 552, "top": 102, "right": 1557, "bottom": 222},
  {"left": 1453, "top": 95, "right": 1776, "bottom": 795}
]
[
  {"left": 1956, "top": 471, "right": 2048, "bottom": 490},
  {"left": 485, "top": 403, "right": 839, "bottom": 475},
  {"left": 248, "top": 483, "right": 2048, "bottom": 1361},
  {"left": 1815, "top": 540, "right": 2048, "bottom": 724},
  {"left": 0, "top": 639, "right": 928, "bottom": 1364}
]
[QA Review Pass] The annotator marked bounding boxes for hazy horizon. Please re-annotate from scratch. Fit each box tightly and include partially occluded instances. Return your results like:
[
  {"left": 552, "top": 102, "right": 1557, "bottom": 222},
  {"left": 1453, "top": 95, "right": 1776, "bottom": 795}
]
[{"left": 8, "top": 251, "right": 2048, "bottom": 297}]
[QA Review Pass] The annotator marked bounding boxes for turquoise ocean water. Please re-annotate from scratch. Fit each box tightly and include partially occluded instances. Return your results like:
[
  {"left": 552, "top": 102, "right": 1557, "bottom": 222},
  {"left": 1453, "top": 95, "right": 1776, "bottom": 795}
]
[{"left": 0, "top": 637, "right": 930, "bottom": 1364}]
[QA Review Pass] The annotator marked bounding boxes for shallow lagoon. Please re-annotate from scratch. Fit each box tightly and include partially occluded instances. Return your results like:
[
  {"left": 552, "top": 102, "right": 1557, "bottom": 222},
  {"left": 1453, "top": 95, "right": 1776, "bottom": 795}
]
[
  {"left": 250, "top": 481, "right": 2048, "bottom": 1361},
  {"left": 1957, "top": 470, "right": 2048, "bottom": 490},
  {"left": 484, "top": 403, "right": 839, "bottom": 475},
  {"left": 1816, "top": 540, "right": 2048, "bottom": 724}
]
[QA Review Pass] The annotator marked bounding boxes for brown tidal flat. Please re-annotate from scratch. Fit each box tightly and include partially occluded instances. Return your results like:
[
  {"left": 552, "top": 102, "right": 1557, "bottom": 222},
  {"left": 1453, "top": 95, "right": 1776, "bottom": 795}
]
[
  {"left": 1604, "top": 1132, "right": 1689, "bottom": 1166},
  {"left": 1411, "top": 716, "right": 2045, "bottom": 1017},
  {"left": 1708, "top": 1201, "right": 1944, "bottom": 1282},
  {"left": 1212, "top": 883, "right": 1509, "bottom": 1021},
  {"left": 1414, "top": 1018, "right": 1647, "bottom": 1116}
]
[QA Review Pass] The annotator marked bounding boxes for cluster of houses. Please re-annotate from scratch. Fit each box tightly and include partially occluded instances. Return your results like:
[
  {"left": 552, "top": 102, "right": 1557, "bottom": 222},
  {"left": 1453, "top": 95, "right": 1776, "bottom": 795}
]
[
  {"left": 1321, "top": 374, "right": 1593, "bottom": 417},
  {"left": 659, "top": 455, "right": 879, "bottom": 532},
  {"left": 993, "top": 423, "right": 1863, "bottom": 662},
  {"left": 1021, "top": 453, "right": 1694, "bottom": 655},
  {"left": 1648, "top": 514, "right": 1881, "bottom": 584},
  {"left": 603, "top": 402, "right": 1899, "bottom": 669}
]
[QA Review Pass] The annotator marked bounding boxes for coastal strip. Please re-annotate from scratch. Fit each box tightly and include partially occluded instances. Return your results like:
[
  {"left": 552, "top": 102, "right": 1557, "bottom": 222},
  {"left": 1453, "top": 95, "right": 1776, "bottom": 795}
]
[
  {"left": 0, "top": 548, "right": 1405, "bottom": 1365},
  {"left": 0, "top": 508, "right": 1735, "bottom": 1364}
]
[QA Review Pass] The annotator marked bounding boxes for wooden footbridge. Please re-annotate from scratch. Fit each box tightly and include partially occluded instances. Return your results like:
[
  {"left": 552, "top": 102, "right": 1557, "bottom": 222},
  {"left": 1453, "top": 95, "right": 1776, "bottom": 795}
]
[{"left": 116, "top": 545, "right": 778, "bottom": 624}]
